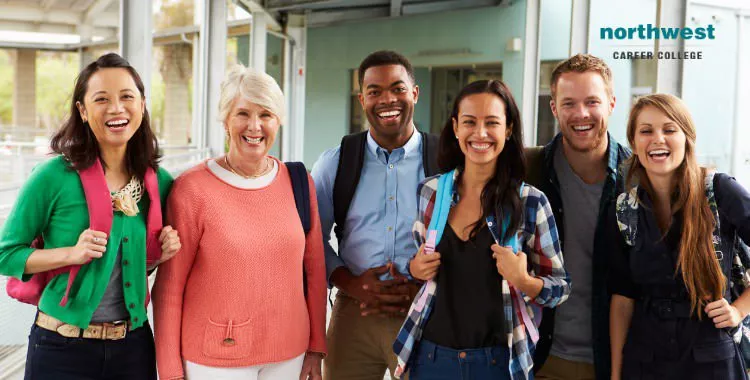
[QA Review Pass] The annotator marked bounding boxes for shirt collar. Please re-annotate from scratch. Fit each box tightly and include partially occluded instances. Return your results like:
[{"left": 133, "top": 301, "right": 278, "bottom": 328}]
[{"left": 365, "top": 128, "right": 422, "bottom": 163}]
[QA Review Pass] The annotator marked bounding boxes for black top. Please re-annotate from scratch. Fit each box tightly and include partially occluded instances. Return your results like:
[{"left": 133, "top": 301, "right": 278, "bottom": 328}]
[
  {"left": 607, "top": 173, "right": 750, "bottom": 370},
  {"left": 421, "top": 224, "right": 505, "bottom": 349}
]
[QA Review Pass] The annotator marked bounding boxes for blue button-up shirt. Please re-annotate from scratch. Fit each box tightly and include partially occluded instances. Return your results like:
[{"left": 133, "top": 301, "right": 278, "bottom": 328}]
[{"left": 311, "top": 131, "right": 424, "bottom": 281}]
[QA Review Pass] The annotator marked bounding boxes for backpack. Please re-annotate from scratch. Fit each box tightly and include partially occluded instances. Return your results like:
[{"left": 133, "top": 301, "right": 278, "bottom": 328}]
[
  {"left": 6, "top": 159, "right": 162, "bottom": 307},
  {"left": 615, "top": 171, "right": 750, "bottom": 362},
  {"left": 331, "top": 130, "right": 440, "bottom": 242},
  {"left": 286, "top": 162, "right": 311, "bottom": 234},
  {"left": 286, "top": 161, "right": 312, "bottom": 296}
]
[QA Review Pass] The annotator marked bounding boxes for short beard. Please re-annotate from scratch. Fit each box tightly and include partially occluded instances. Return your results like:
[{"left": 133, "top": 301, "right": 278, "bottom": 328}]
[{"left": 561, "top": 124, "right": 607, "bottom": 153}]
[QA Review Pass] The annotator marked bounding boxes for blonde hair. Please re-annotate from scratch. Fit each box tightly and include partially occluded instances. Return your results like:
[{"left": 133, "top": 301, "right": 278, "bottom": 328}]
[
  {"left": 218, "top": 64, "right": 285, "bottom": 124},
  {"left": 625, "top": 93, "right": 724, "bottom": 317},
  {"left": 550, "top": 54, "right": 614, "bottom": 100}
]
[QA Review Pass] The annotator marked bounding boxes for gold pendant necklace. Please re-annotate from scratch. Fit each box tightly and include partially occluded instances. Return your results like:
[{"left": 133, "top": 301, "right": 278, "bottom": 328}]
[{"left": 224, "top": 155, "right": 271, "bottom": 179}]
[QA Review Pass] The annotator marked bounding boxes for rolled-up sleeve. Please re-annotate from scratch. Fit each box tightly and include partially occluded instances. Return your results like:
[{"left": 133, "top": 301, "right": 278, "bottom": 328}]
[{"left": 525, "top": 190, "right": 571, "bottom": 308}]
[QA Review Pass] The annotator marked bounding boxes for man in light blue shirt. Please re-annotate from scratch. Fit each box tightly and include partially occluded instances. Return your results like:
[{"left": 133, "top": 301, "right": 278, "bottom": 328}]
[{"left": 311, "top": 50, "right": 438, "bottom": 380}]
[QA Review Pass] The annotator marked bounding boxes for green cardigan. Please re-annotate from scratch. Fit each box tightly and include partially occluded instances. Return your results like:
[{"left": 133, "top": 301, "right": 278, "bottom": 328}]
[{"left": 0, "top": 156, "right": 173, "bottom": 329}]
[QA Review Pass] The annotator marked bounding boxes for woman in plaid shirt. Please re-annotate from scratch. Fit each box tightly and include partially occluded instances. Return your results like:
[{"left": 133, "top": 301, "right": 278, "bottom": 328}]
[{"left": 393, "top": 80, "right": 571, "bottom": 380}]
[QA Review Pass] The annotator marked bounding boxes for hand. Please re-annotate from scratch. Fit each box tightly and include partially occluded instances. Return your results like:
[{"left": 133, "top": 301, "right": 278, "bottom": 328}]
[
  {"left": 158, "top": 225, "right": 181, "bottom": 263},
  {"left": 360, "top": 265, "right": 419, "bottom": 317},
  {"left": 705, "top": 298, "right": 744, "bottom": 329},
  {"left": 299, "top": 352, "right": 323, "bottom": 380},
  {"left": 409, "top": 244, "right": 441, "bottom": 281},
  {"left": 491, "top": 244, "right": 529, "bottom": 286},
  {"left": 67, "top": 229, "right": 108, "bottom": 265}
]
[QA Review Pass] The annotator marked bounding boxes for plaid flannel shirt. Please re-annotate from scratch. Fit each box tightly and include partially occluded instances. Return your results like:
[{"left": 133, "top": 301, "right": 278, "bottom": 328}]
[{"left": 393, "top": 170, "right": 571, "bottom": 379}]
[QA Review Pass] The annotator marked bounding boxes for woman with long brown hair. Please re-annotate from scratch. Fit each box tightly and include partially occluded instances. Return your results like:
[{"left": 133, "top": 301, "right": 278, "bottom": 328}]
[
  {"left": 609, "top": 93, "right": 750, "bottom": 379},
  {"left": 393, "top": 80, "right": 570, "bottom": 380}
]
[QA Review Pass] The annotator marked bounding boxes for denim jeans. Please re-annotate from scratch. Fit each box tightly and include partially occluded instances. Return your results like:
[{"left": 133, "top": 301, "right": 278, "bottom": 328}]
[
  {"left": 409, "top": 339, "right": 513, "bottom": 380},
  {"left": 24, "top": 322, "right": 156, "bottom": 380}
]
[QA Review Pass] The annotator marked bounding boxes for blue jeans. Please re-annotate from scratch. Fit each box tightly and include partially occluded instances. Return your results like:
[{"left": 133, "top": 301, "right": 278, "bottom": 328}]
[
  {"left": 24, "top": 322, "right": 156, "bottom": 380},
  {"left": 409, "top": 339, "right": 514, "bottom": 380}
]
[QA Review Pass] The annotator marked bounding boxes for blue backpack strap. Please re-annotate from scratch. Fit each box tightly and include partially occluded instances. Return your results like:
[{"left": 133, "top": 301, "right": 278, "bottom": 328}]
[
  {"left": 286, "top": 161, "right": 310, "bottom": 235},
  {"left": 616, "top": 188, "right": 639, "bottom": 246}
]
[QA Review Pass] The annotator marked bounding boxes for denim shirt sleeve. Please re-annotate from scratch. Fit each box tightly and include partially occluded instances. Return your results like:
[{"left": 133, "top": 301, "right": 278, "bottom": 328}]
[{"left": 310, "top": 147, "right": 346, "bottom": 285}]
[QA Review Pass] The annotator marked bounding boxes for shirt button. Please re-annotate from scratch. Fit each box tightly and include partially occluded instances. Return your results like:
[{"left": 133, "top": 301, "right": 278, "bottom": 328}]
[
  {"left": 387, "top": 226, "right": 393, "bottom": 232},
  {"left": 389, "top": 196, "right": 394, "bottom": 201},
  {"left": 128, "top": 303, "right": 135, "bottom": 309},
  {"left": 389, "top": 164, "right": 394, "bottom": 169},
  {"left": 124, "top": 282, "right": 131, "bottom": 288},
  {"left": 123, "top": 237, "right": 129, "bottom": 243}
]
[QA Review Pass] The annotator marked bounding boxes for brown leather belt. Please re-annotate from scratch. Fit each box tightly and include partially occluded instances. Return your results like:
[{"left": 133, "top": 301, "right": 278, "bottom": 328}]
[{"left": 35, "top": 311, "right": 130, "bottom": 340}]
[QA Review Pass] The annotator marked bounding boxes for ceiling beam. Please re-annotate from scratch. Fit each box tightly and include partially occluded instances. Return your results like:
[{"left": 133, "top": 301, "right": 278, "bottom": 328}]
[
  {"left": 235, "top": 0, "right": 283, "bottom": 31},
  {"left": 0, "top": 5, "right": 118, "bottom": 28},
  {"left": 84, "top": 0, "right": 116, "bottom": 24},
  {"left": 40, "top": 0, "right": 58, "bottom": 11},
  {"left": 0, "top": 19, "right": 115, "bottom": 36}
]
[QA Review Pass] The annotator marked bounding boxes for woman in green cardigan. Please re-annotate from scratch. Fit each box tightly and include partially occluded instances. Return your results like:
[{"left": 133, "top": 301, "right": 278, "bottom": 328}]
[{"left": 0, "top": 53, "right": 180, "bottom": 380}]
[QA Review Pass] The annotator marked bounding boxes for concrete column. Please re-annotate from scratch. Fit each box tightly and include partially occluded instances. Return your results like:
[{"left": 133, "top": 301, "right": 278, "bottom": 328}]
[
  {"left": 655, "top": 0, "right": 686, "bottom": 96},
  {"left": 198, "top": 0, "right": 228, "bottom": 156},
  {"left": 78, "top": 24, "right": 96, "bottom": 69},
  {"left": 521, "top": 0, "right": 541, "bottom": 148},
  {"left": 120, "top": 0, "right": 153, "bottom": 104},
  {"left": 162, "top": 46, "right": 192, "bottom": 146},
  {"left": 12, "top": 49, "right": 36, "bottom": 129},
  {"left": 284, "top": 14, "right": 306, "bottom": 162},
  {"left": 249, "top": 12, "right": 267, "bottom": 72},
  {"left": 569, "top": 0, "right": 590, "bottom": 55}
]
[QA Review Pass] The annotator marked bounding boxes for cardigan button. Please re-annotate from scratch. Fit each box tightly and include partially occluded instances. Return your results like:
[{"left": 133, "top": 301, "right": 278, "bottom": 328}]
[
  {"left": 128, "top": 303, "right": 135, "bottom": 309},
  {"left": 123, "top": 260, "right": 129, "bottom": 266},
  {"left": 123, "top": 237, "right": 129, "bottom": 243},
  {"left": 125, "top": 282, "right": 131, "bottom": 288},
  {"left": 223, "top": 338, "right": 236, "bottom": 346}
]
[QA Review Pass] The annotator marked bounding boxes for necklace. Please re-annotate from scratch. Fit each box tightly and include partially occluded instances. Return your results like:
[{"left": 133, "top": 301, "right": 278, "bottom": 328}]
[
  {"left": 110, "top": 176, "right": 142, "bottom": 216},
  {"left": 224, "top": 155, "right": 272, "bottom": 179}
]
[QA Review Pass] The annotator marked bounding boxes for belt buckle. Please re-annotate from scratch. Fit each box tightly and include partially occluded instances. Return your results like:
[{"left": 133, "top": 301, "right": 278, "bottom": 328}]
[{"left": 105, "top": 321, "right": 128, "bottom": 340}]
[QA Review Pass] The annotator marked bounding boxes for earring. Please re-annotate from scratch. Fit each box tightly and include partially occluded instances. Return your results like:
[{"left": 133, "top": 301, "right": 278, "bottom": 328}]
[
  {"left": 455, "top": 135, "right": 459, "bottom": 139},
  {"left": 506, "top": 136, "right": 511, "bottom": 141}
]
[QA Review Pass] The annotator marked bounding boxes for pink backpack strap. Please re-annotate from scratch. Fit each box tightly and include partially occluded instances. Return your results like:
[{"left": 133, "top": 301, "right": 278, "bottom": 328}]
[
  {"left": 143, "top": 167, "right": 163, "bottom": 266},
  {"left": 58, "top": 160, "right": 113, "bottom": 306}
]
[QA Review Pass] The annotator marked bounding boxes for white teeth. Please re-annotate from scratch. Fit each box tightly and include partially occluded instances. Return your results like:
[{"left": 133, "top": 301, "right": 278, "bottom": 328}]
[
  {"left": 243, "top": 136, "right": 263, "bottom": 144},
  {"left": 649, "top": 150, "right": 670, "bottom": 156},
  {"left": 378, "top": 110, "right": 401, "bottom": 118},
  {"left": 470, "top": 142, "right": 491, "bottom": 151},
  {"left": 106, "top": 119, "right": 128, "bottom": 127},
  {"left": 573, "top": 125, "right": 592, "bottom": 131}
]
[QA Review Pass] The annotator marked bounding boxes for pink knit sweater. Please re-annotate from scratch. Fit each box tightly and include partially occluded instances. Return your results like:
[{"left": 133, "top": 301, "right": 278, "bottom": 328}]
[{"left": 152, "top": 159, "right": 327, "bottom": 380}]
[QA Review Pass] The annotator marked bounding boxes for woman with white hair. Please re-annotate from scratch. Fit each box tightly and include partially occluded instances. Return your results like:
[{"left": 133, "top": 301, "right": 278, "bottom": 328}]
[{"left": 152, "top": 65, "right": 327, "bottom": 380}]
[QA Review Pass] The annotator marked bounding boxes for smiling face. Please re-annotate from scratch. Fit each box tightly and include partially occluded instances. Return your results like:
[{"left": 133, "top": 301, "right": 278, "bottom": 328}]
[
  {"left": 632, "top": 105, "right": 687, "bottom": 181},
  {"left": 76, "top": 67, "right": 144, "bottom": 150},
  {"left": 358, "top": 64, "right": 419, "bottom": 140},
  {"left": 551, "top": 71, "right": 614, "bottom": 153},
  {"left": 225, "top": 97, "right": 280, "bottom": 163},
  {"left": 453, "top": 93, "right": 511, "bottom": 169}
]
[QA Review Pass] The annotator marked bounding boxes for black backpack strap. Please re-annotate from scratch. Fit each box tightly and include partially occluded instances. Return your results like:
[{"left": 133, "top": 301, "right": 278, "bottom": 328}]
[
  {"left": 332, "top": 131, "right": 368, "bottom": 242},
  {"left": 524, "top": 146, "right": 545, "bottom": 189},
  {"left": 420, "top": 131, "right": 440, "bottom": 177},
  {"left": 286, "top": 161, "right": 311, "bottom": 235}
]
